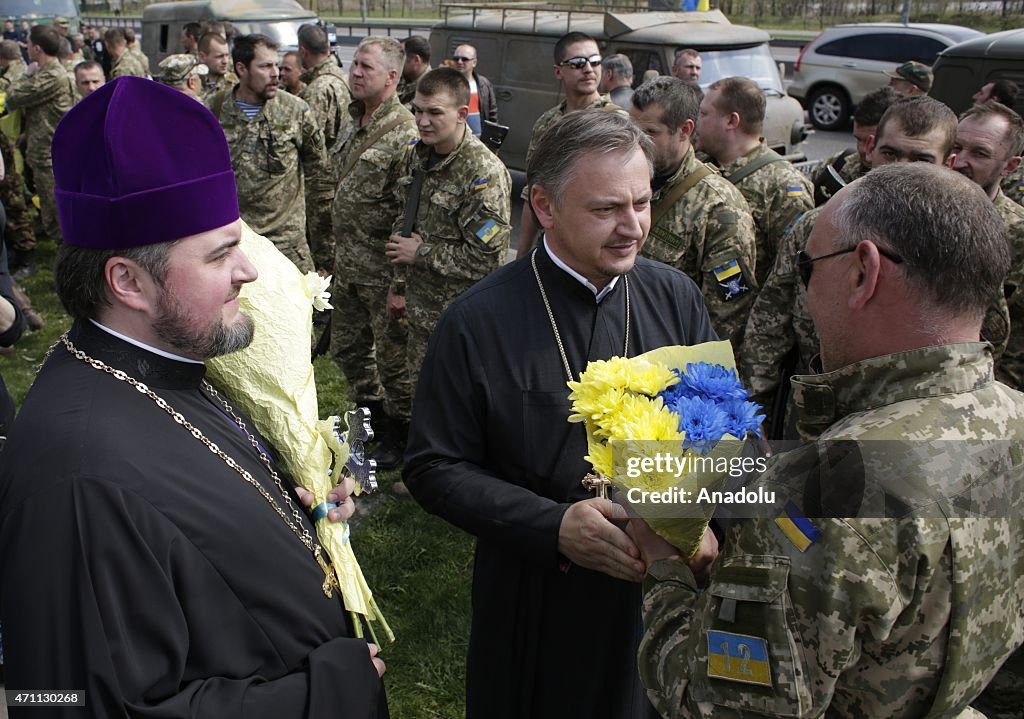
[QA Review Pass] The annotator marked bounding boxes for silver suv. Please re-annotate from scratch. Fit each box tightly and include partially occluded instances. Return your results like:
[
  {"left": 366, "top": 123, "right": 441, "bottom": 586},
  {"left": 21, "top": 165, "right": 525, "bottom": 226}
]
[{"left": 788, "top": 22, "right": 982, "bottom": 130}]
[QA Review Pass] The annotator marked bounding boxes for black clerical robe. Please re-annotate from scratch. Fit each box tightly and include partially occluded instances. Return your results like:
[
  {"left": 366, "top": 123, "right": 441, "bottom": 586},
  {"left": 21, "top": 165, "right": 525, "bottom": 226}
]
[
  {"left": 404, "top": 247, "right": 717, "bottom": 719},
  {"left": 0, "top": 321, "right": 387, "bottom": 719}
]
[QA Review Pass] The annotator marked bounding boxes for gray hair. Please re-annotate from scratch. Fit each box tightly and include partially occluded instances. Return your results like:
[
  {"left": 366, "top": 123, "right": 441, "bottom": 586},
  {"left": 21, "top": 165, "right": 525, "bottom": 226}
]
[
  {"left": 602, "top": 53, "right": 633, "bottom": 81},
  {"left": 832, "top": 164, "right": 1009, "bottom": 318},
  {"left": 527, "top": 109, "right": 653, "bottom": 207},
  {"left": 356, "top": 36, "right": 405, "bottom": 73},
  {"left": 631, "top": 76, "right": 702, "bottom": 130}
]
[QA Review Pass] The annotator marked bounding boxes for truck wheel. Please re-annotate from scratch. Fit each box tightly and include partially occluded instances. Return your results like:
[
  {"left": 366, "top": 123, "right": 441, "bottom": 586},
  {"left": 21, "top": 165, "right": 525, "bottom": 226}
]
[{"left": 808, "top": 86, "right": 850, "bottom": 131}]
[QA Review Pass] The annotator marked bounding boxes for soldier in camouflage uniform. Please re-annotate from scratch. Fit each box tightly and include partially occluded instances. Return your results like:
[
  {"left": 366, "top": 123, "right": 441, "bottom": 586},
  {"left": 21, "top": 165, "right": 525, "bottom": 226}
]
[
  {"left": 1002, "top": 163, "right": 1024, "bottom": 205},
  {"left": 5, "top": 25, "right": 74, "bottom": 247},
  {"left": 630, "top": 77, "right": 758, "bottom": 352},
  {"left": 812, "top": 87, "right": 898, "bottom": 206},
  {"left": 104, "top": 29, "right": 148, "bottom": 79},
  {"left": 198, "top": 33, "right": 237, "bottom": 100},
  {"left": 697, "top": 77, "right": 812, "bottom": 287},
  {"left": 742, "top": 97, "right": 959, "bottom": 438},
  {"left": 207, "top": 34, "right": 333, "bottom": 273},
  {"left": 329, "top": 37, "right": 417, "bottom": 467},
  {"left": 637, "top": 164, "right": 1024, "bottom": 719},
  {"left": 397, "top": 36, "right": 430, "bottom": 112},
  {"left": 123, "top": 28, "right": 150, "bottom": 76},
  {"left": 385, "top": 68, "right": 510, "bottom": 392},
  {"left": 298, "top": 24, "right": 351, "bottom": 160},
  {"left": 516, "top": 31, "right": 623, "bottom": 258},
  {"left": 0, "top": 40, "right": 25, "bottom": 91},
  {"left": 0, "top": 130, "right": 35, "bottom": 270}
]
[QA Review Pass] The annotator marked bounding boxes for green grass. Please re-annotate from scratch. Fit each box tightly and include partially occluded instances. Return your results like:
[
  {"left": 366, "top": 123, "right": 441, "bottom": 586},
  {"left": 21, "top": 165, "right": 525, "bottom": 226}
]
[{"left": 5, "top": 243, "right": 473, "bottom": 719}]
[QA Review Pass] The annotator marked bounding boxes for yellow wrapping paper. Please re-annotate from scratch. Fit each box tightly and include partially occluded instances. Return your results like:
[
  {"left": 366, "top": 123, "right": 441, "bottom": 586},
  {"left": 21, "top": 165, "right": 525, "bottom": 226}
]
[
  {"left": 206, "top": 221, "right": 393, "bottom": 642},
  {"left": 573, "top": 341, "right": 744, "bottom": 559}
]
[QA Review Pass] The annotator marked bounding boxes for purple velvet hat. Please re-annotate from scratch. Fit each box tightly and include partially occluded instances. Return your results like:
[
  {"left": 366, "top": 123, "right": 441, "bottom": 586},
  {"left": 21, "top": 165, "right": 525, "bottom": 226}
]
[{"left": 52, "top": 76, "right": 240, "bottom": 248}]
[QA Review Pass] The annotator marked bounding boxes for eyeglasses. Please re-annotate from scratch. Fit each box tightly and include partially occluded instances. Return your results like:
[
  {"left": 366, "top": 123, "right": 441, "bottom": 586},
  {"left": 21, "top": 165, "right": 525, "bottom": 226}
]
[
  {"left": 559, "top": 54, "right": 602, "bottom": 70},
  {"left": 452, "top": 55, "right": 476, "bottom": 63},
  {"left": 796, "top": 244, "right": 904, "bottom": 288}
]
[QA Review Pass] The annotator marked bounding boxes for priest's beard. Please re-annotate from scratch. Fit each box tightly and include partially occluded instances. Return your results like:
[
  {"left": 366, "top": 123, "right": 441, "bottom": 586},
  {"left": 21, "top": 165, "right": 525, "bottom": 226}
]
[{"left": 153, "top": 293, "right": 255, "bottom": 360}]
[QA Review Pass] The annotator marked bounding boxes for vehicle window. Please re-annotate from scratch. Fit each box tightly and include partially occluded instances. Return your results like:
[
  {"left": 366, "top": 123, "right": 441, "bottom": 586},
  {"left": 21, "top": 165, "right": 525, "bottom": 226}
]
[
  {"left": 442, "top": 36, "right": 499, "bottom": 67},
  {"left": 5, "top": 0, "right": 77, "bottom": 15},
  {"left": 898, "top": 35, "right": 947, "bottom": 65},
  {"left": 231, "top": 20, "right": 309, "bottom": 49},
  {"left": 700, "top": 45, "right": 784, "bottom": 94},
  {"left": 615, "top": 48, "right": 664, "bottom": 85},
  {"left": 160, "top": 24, "right": 169, "bottom": 54},
  {"left": 504, "top": 37, "right": 557, "bottom": 87}
]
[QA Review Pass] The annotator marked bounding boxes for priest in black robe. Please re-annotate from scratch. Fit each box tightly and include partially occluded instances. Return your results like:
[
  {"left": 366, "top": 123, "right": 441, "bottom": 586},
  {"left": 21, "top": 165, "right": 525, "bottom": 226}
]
[
  {"left": 404, "top": 110, "right": 718, "bottom": 718},
  {"left": 0, "top": 77, "right": 387, "bottom": 718}
]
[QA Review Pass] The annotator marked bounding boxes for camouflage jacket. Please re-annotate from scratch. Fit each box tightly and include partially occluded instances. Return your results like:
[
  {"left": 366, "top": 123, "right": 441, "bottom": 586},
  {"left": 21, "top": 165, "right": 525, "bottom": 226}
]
[
  {"left": 0, "top": 60, "right": 25, "bottom": 92},
  {"left": 640, "top": 342, "right": 1024, "bottom": 719},
  {"left": 110, "top": 51, "right": 148, "bottom": 78},
  {"left": 208, "top": 89, "right": 333, "bottom": 260},
  {"left": 520, "top": 94, "right": 622, "bottom": 199},
  {"left": 4, "top": 59, "right": 74, "bottom": 167},
  {"left": 813, "top": 148, "right": 867, "bottom": 205},
  {"left": 994, "top": 188, "right": 1024, "bottom": 389},
  {"left": 299, "top": 57, "right": 351, "bottom": 157},
  {"left": 393, "top": 128, "right": 511, "bottom": 309},
  {"left": 1002, "top": 164, "right": 1024, "bottom": 206},
  {"left": 128, "top": 45, "right": 150, "bottom": 75},
  {"left": 397, "top": 69, "right": 428, "bottom": 112},
  {"left": 331, "top": 93, "right": 417, "bottom": 278},
  {"left": 720, "top": 141, "right": 812, "bottom": 287},
  {"left": 642, "top": 145, "right": 758, "bottom": 351},
  {"left": 201, "top": 72, "right": 237, "bottom": 101}
]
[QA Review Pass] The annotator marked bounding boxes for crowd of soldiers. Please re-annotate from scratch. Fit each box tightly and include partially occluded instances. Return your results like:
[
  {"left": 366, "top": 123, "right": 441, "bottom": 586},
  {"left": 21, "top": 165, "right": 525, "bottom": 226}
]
[{"left": 3, "top": 23, "right": 1024, "bottom": 466}]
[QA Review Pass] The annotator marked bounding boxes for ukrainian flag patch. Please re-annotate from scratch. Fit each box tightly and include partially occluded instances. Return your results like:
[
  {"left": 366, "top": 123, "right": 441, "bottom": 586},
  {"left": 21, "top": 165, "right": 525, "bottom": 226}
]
[
  {"left": 407, "top": 138, "right": 419, "bottom": 146},
  {"left": 707, "top": 630, "right": 772, "bottom": 687},
  {"left": 774, "top": 500, "right": 820, "bottom": 552},
  {"left": 712, "top": 259, "right": 750, "bottom": 302},
  {"left": 474, "top": 218, "right": 500, "bottom": 243},
  {"left": 473, "top": 177, "right": 490, "bottom": 191},
  {"left": 786, "top": 185, "right": 804, "bottom": 197}
]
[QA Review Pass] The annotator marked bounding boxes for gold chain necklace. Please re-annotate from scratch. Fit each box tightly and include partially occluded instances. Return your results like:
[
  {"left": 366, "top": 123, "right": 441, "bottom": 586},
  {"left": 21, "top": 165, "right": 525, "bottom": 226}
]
[
  {"left": 531, "top": 247, "right": 630, "bottom": 383},
  {"left": 59, "top": 333, "right": 340, "bottom": 599}
]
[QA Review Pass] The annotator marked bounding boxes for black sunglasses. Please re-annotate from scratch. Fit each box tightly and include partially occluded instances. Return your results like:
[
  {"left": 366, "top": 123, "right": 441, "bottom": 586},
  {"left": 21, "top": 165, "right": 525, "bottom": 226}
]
[
  {"left": 452, "top": 55, "right": 475, "bottom": 63},
  {"left": 796, "top": 244, "right": 904, "bottom": 288},
  {"left": 559, "top": 54, "right": 602, "bottom": 70}
]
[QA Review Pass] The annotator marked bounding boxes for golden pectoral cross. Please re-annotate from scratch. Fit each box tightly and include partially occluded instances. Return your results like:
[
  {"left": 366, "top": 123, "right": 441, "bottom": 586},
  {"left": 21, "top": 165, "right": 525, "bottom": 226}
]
[
  {"left": 315, "top": 547, "right": 339, "bottom": 598},
  {"left": 582, "top": 472, "right": 611, "bottom": 500}
]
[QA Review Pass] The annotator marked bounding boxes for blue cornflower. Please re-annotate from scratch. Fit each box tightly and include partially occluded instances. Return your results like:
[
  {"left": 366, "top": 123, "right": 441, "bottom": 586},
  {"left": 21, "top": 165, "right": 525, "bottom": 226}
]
[
  {"left": 670, "top": 395, "right": 729, "bottom": 455},
  {"left": 721, "top": 399, "right": 765, "bottom": 439},
  {"left": 677, "top": 362, "right": 748, "bottom": 402}
]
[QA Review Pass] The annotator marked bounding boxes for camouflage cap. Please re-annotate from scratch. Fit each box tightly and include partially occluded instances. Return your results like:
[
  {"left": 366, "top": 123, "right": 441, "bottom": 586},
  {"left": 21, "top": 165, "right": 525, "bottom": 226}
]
[
  {"left": 54, "top": 16, "right": 69, "bottom": 26},
  {"left": 156, "top": 53, "right": 209, "bottom": 84},
  {"left": 885, "top": 61, "right": 933, "bottom": 93}
]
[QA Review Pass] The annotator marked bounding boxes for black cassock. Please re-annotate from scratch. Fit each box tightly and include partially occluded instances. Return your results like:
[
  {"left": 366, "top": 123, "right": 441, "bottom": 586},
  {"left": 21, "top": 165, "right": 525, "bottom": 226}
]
[
  {"left": 0, "top": 321, "right": 387, "bottom": 719},
  {"left": 405, "top": 246, "right": 716, "bottom": 719}
]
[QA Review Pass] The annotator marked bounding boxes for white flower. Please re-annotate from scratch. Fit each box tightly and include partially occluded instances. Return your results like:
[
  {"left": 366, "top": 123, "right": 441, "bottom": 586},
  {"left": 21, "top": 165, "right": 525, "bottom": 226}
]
[{"left": 305, "top": 272, "right": 333, "bottom": 311}]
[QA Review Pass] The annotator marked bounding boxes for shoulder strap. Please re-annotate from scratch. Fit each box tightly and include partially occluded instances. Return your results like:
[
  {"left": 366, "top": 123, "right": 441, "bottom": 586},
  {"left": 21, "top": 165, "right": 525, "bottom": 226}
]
[
  {"left": 400, "top": 166, "right": 427, "bottom": 237},
  {"left": 725, "top": 149, "right": 785, "bottom": 185},
  {"left": 337, "top": 114, "right": 414, "bottom": 182},
  {"left": 210, "top": 91, "right": 227, "bottom": 122},
  {"left": 651, "top": 164, "right": 713, "bottom": 227}
]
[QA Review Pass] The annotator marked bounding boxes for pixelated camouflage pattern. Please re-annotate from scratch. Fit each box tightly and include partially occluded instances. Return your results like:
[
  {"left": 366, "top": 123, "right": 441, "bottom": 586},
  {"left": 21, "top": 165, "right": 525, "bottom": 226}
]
[
  {"left": 201, "top": 71, "right": 237, "bottom": 101},
  {"left": 299, "top": 57, "right": 351, "bottom": 159},
  {"left": 642, "top": 145, "right": 758, "bottom": 352},
  {"left": 519, "top": 94, "right": 623, "bottom": 200},
  {"left": 329, "top": 93, "right": 417, "bottom": 417},
  {"left": 397, "top": 72, "right": 424, "bottom": 112},
  {"left": 109, "top": 51, "right": 148, "bottom": 79},
  {"left": 128, "top": 44, "right": 150, "bottom": 75},
  {"left": 331, "top": 93, "right": 416, "bottom": 278},
  {"left": 0, "top": 60, "right": 25, "bottom": 91},
  {"left": 1002, "top": 165, "right": 1024, "bottom": 206},
  {"left": 994, "top": 188, "right": 1024, "bottom": 391},
  {"left": 208, "top": 89, "right": 333, "bottom": 273},
  {"left": 640, "top": 343, "right": 1024, "bottom": 719},
  {"left": 721, "top": 141, "right": 812, "bottom": 287},
  {"left": 0, "top": 132, "right": 35, "bottom": 252},
  {"left": 394, "top": 129, "right": 511, "bottom": 381}
]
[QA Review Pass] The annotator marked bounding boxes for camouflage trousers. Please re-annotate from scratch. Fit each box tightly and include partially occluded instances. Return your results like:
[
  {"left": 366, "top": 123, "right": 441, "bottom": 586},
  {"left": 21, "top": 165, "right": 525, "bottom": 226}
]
[
  {"left": 30, "top": 162, "right": 62, "bottom": 245},
  {"left": 0, "top": 171, "right": 35, "bottom": 252},
  {"left": 266, "top": 230, "right": 314, "bottom": 274},
  {"left": 972, "top": 647, "right": 1024, "bottom": 718},
  {"left": 330, "top": 278, "right": 412, "bottom": 422},
  {"left": 406, "top": 289, "right": 457, "bottom": 400}
]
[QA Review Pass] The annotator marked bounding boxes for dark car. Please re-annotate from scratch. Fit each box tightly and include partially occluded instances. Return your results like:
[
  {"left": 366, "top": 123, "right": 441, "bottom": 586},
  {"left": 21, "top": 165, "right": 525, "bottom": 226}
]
[{"left": 930, "top": 28, "right": 1024, "bottom": 117}]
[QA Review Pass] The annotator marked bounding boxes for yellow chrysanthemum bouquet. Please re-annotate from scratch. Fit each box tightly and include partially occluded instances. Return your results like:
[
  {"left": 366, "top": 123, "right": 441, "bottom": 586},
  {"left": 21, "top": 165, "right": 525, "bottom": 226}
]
[
  {"left": 568, "top": 342, "right": 763, "bottom": 559},
  {"left": 207, "top": 222, "right": 392, "bottom": 643}
]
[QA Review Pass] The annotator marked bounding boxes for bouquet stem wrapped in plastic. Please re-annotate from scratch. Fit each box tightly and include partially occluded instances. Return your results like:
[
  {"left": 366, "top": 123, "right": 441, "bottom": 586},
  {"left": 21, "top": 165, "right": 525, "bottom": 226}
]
[
  {"left": 207, "top": 222, "right": 393, "bottom": 644},
  {"left": 568, "top": 342, "right": 762, "bottom": 559}
]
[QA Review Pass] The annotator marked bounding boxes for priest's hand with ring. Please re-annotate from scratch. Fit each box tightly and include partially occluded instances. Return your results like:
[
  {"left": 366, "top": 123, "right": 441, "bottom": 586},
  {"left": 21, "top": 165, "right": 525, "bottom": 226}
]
[
  {"left": 294, "top": 474, "right": 356, "bottom": 522},
  {"left": 558, "top": 498, "right": 645, "bottom": 583}
]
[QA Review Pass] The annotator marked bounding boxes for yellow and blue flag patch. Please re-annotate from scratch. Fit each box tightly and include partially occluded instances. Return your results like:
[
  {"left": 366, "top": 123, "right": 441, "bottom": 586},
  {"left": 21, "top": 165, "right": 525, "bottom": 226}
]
[
  {"left": 775, "top": 500, "right": 820, "bottom": 553},
  {"left": 707, "top": 630, "right": 772, "bottom": 687},
  {"left": 474, "top": 219, "right": 501, "bottom": 243},
  {"left": 472, "top": 177, "right": 490, "bottom": 191},
  {"left": 712, "top": 259, "right": 750, "bottom": 302},
  {"left": 786, "top": 185, "right": 804, "bottom": 198}
]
